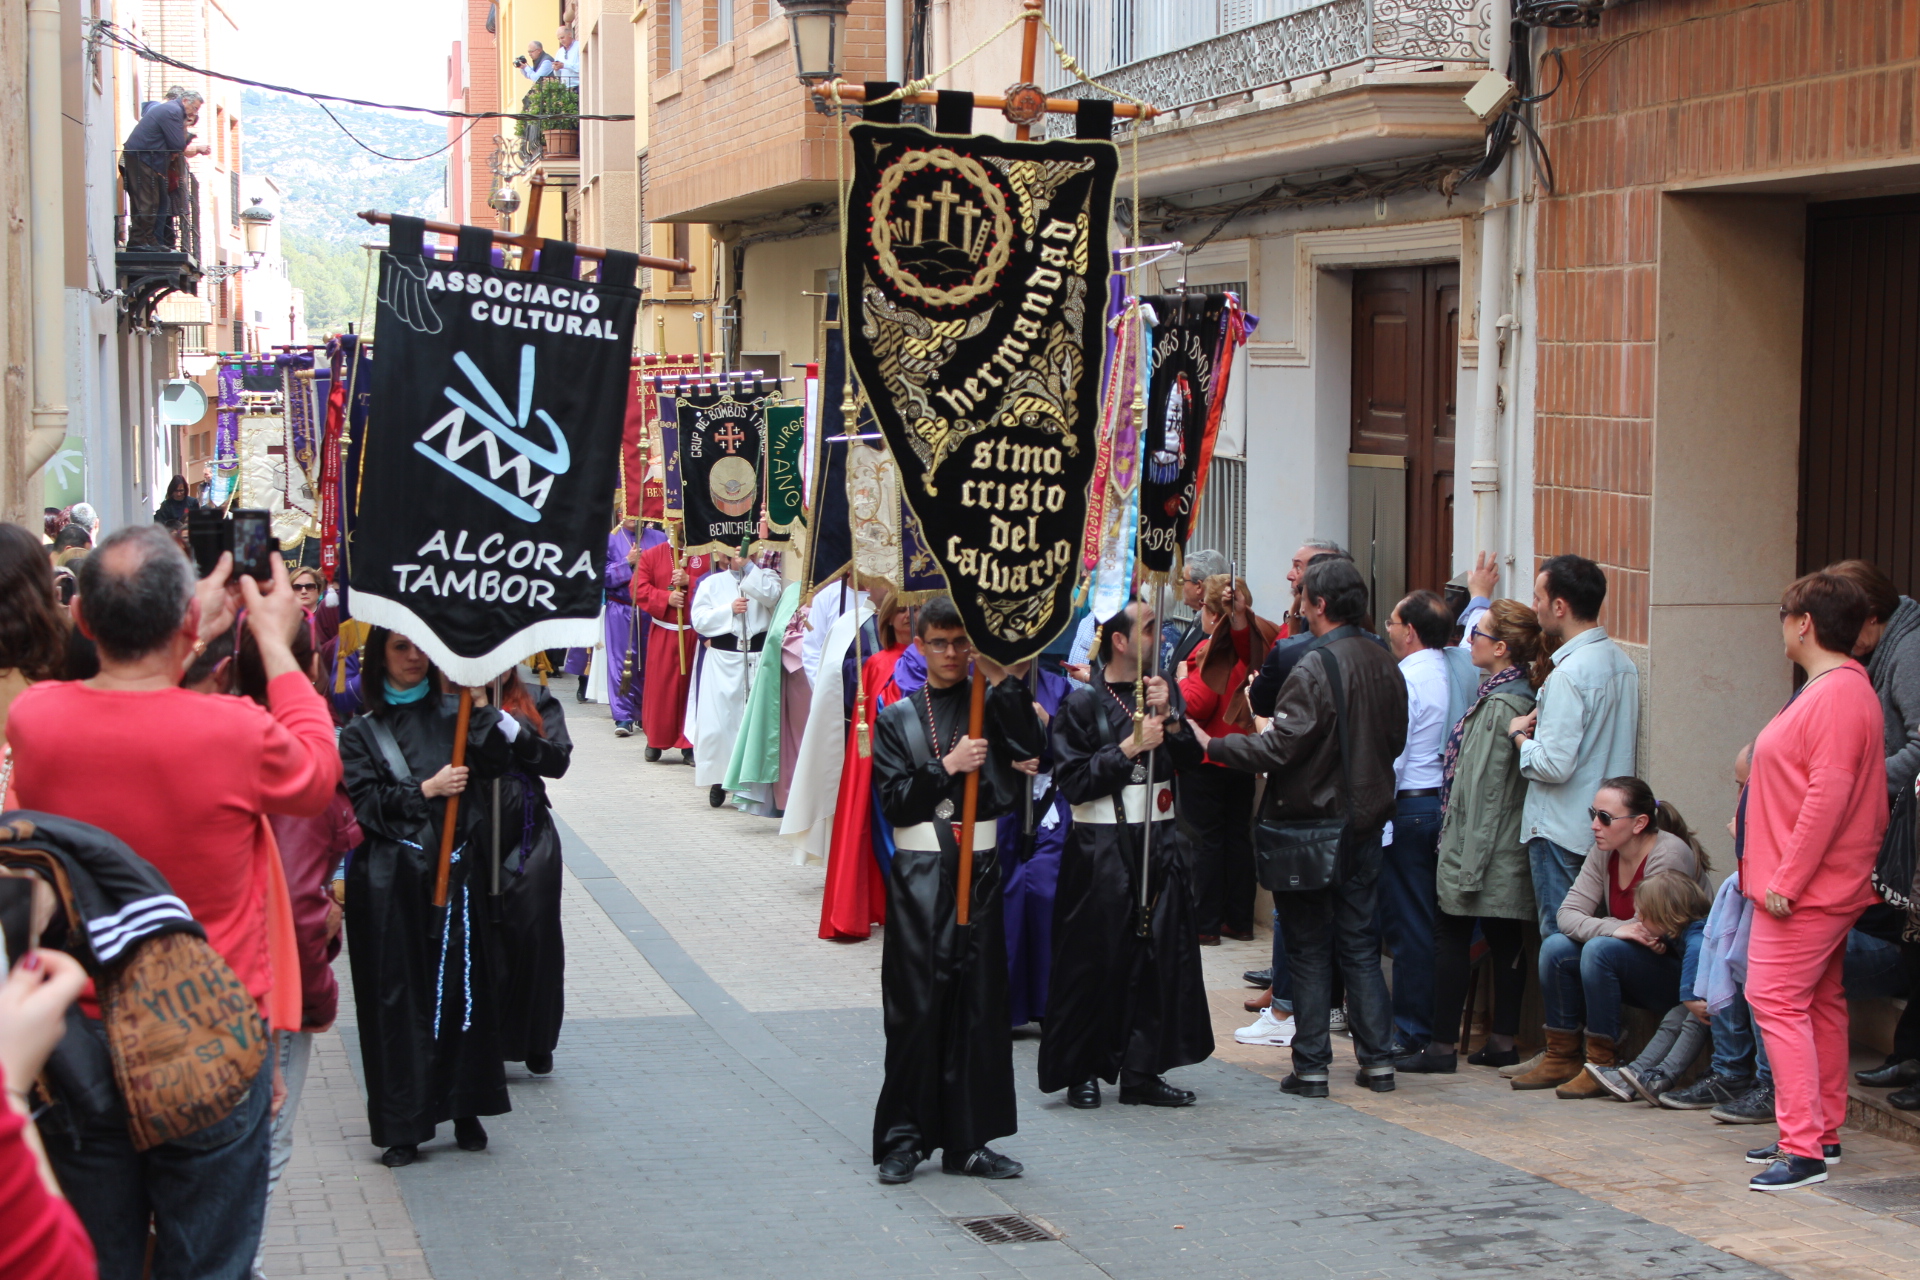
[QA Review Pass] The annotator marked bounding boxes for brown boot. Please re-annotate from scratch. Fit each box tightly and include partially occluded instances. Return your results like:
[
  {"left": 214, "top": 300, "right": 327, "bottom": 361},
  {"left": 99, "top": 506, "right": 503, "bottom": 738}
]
[
  {"left": 1555, "top": 1032, "right": 1619, "bottom": 1099},
  {"left": 1510, "top": 1027, "right": 1584, "bottom": 1091}
]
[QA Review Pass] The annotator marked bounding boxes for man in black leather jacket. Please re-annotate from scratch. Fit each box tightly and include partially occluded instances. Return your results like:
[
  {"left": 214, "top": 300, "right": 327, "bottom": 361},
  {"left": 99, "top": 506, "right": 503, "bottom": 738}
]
[{"left": 1192, "top": 557, "right": 1407, "bottom": 1099}]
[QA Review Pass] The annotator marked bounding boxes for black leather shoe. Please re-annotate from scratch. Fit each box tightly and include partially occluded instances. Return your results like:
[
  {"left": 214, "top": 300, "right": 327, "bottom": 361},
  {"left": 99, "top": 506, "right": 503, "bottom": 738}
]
[
  {"left": 380, "top": 1145, "right": 417, "bottom": 1168},
  {"left": 1890, "top": 1084, "right": 1920, "bottom": 1111},
  {"left": 526, "top": 1051, "right": 553, "bottom": 1076},
  {"left": 1355, "top": 1068, "right": 1396, "bottom": 1093},
  {"left": 942, "top": 1146, "right": 1023, "bottom": 1179},
  {"left": 574, "top": 677, "right": 588, "bottom": 703},
  {"left": 876, "top": 1149, "right": 920, "bottom": 1184},
  {"left": 709, "top": 784, "right": 726, "bottom": 808},
  {"left": 645, "top": 747, "right": 662, "bottom": 762},
  {"left": 453, "top": 1117, "right": 487, "bottom": 1151},
  {"left": 682, "top": 748, "right": 695, "bottom": 766},
  {"left": 1067, "top": 1079, "right": 1101, "bottom": 1109},
  {"left": 1749, "top": 1154, "right": 1827, "bottom": 1192},
  {"left": 1466, "top": 1045, "right": 1520, "bottom": 1068},
  {"left": 1856, "top": 1058, "right": 1920, "bottom": 1089},
  {"left": 1118, "top": 1076, "right": 1195, "bottom": 1107},
  {"left": 1242, "top": 967, "right": 1274, "bottom": 987},
  {"left": 1395, "top": 1048, "right": 1457, "bottom": 1074},
  {"left": 1279, "top": 1073, "right": 1328, "bottom": 1099},
  {"left": 1221, "top": 926, "right": 1256, "bottom": 942},
  {"left": 1747, "top": 1141, "right": 1840, "bottom": 1165}
]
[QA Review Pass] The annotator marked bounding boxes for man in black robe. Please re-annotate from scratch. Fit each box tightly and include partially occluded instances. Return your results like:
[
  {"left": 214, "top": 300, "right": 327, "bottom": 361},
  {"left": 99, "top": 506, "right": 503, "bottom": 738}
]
[
  {"left": 870, "top": 595, "right": 1045, "bottom": 1185},
  {"left": 1041, "top": 601, "right": 1214, "bottom": 1109}
]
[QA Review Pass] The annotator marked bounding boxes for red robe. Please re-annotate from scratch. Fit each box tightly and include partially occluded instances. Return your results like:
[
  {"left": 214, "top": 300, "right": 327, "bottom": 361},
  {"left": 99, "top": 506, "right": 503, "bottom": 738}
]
[
  {"left": 631, "top": 542, "right": 711, "bottom": 750},
  {"left": 818, "top": 643, "right": 908, "bottom": 941}
]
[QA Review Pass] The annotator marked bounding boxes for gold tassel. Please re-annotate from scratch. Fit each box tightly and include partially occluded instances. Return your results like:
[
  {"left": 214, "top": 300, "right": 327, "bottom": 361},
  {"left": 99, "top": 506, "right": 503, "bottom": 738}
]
[{"left": 855, "top": 694, "right": 872, "bottom": 759}]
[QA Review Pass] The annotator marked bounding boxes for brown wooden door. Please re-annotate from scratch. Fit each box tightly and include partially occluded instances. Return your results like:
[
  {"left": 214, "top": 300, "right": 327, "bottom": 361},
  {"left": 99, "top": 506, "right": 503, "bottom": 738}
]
[
  {"left": 1801, "top": 196, "right": 1920, "bottom": 592},
  {"left": 1352, "top": 264, "right": 1459, "bottom": 596}
]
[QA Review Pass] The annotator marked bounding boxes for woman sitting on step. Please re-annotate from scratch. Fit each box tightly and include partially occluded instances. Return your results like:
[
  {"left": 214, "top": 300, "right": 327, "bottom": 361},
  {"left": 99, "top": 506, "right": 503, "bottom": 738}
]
[{"left": 1510, "top": 776, "right": 1711, "bottom": 1098}]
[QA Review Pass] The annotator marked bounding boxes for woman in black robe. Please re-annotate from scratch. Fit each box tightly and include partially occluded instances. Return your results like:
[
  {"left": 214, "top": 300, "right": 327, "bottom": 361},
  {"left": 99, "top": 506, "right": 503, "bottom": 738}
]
[
  {"left": 475, "top": 669, "right": 572, "bottom": 1075},
  {"left": 340, "top": 628, "right": 514, "bottom": 1167},
  {"left": 1039, "top": 601, "right": 1215, "bottom": 1108}
]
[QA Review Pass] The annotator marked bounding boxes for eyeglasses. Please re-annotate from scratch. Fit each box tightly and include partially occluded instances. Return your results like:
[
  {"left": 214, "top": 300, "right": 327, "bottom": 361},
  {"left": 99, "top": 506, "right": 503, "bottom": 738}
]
[
  {"left": 1587, "top": 806, "right": 1634, "bottom": 827},
  {"left": 1469, "top": 628, "right": 1496, "bottom": 643},
  {"left": 922, "top": 637, "right": 972, "bottom": 655},
  {"left": 292, "top": 581, "right": 321, "bottom": 593}
]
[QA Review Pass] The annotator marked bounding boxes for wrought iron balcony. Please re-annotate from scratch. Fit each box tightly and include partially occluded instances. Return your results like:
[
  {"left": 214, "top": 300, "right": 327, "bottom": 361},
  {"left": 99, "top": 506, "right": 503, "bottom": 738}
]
[
  {"left": 1041, "top": 0, "right": 1492, "bottom": 133},
  {"left": 115, "top": 158, "right": 203, "bottom": 327}
]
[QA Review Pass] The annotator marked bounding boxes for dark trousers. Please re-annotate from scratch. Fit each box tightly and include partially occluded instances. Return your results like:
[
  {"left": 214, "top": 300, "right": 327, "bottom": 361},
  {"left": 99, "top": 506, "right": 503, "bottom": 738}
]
[
  {"left": 1432, "top": 912, "right": 1526, "bottom": 1046},
  {"left": 121, "top": 161, "right": 170, "bottom": 248},
  {"left": 1853, "top": 903, "right": 1920, "bottom": 1062},
  {"left": 44, "top": 1064, "right": 273, "bottom": 1280},
  {"left": 1184, "top": 764, "right": 1256, "bottom": 935},
  {"left": 1270, "top": 832, "right": 1396, "bottom": 1075},
  {"left": 1377, "top": 795, "right": 1441, "bottom": 1047},
  {"left": 1541, "top": 932, "right": 1681, "bottom": 1040}
]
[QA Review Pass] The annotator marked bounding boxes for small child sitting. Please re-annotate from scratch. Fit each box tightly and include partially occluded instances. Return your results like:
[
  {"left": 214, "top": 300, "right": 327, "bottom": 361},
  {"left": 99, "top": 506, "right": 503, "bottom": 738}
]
[{"left": 1589, "top": 870, "right": 1715, "bottom": 1104}]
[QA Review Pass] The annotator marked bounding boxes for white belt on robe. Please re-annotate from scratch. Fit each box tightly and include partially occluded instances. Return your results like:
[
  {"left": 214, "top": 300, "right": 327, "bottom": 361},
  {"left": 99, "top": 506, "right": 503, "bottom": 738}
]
[
  {"left": 1071, "top": 781, "right": 1175, "bottom": 826},
  {"left": 649, "top": 619, "right": 688, "bottom": 631},
  {"left": 891, "top": 821, "right": 1000, "bottom": 853}
]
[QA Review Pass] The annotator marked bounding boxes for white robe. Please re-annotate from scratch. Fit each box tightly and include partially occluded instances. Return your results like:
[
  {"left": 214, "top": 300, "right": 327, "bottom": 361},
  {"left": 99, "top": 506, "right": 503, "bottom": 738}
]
[
  {"left": 800, "top": 582, "right": 867, "bottom": 685},
  {"left": 778, "top": 601, "right": 873, "bottom": 866},
  {"left": 685, "top": 564, "right": 784, "bottom": 787}
]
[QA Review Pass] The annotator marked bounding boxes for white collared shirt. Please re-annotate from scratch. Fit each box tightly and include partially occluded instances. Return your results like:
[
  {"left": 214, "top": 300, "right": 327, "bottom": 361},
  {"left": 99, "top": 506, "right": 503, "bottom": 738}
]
[{"left": 1393, "top": 646, "right": 1451, "bottom": 792}]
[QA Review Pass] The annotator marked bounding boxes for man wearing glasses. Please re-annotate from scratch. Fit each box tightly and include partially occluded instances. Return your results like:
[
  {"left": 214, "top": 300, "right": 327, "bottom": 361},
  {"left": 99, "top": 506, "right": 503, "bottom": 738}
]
[{"left": 868, "top": 596, "right": 1044, "bottom": 1186}]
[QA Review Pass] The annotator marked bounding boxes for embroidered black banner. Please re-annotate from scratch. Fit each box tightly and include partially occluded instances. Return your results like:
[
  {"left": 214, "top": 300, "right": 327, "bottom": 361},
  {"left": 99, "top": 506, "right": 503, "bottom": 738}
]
[
  {"left": 843, "top": 122, "right": 1115, "bottom": 664},
  {"left": 675, "top": 387, "right": 769, "bottom": 557},
  {"left": 1138, "top": 293, "right": 1229, "bottom": 576},
  {"left": 349, "top": 216, "right": 640, "bottom": 684}
]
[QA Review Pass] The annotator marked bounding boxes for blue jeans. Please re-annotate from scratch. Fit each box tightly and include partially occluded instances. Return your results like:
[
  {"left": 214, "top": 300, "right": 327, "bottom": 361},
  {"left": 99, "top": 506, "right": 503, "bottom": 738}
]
[
  {"left": 1378, "top": 796, "right": 1442, "bottom": 1047},
  {"left": 1270, "top": 831, "right": 1396, "bottom": 1074},
  {"left": 45, "top": 1059, "right": 273, "bottom": 1280},
  {"left": 1540, "top": 932, "right": 1681, "bottom": 1040},
  {"left": 1528, "top": 837, "right": 1583, "bottom": 937}
]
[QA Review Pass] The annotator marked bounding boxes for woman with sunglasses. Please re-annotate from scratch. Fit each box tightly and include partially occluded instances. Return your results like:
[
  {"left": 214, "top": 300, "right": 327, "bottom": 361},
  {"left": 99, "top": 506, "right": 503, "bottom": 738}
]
[
  {"left": 1396, "top": 600, "right": 1547, "bottom": 1074},
  {"left": 1517, "top": 776, "right": 1710, "bottom": 1096}
]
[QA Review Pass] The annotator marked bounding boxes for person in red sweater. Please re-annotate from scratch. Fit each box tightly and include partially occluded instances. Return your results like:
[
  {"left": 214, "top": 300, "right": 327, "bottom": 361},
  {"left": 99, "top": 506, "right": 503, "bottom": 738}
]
[
  {"left": 1, "top": 948, "right": 97, "bottom": 1280},
  {"left": 630, "top": 540, "right": 710, "bottom": 762},
  {"left": 1742, "top": 569, "right": 1888, "bottom": 1192},
  {"left": 8, "top": 524, "right": 340, "bottom": 1279},
  {"left": 1177, "top": 575, "right": 1275, "bottom": 943}
]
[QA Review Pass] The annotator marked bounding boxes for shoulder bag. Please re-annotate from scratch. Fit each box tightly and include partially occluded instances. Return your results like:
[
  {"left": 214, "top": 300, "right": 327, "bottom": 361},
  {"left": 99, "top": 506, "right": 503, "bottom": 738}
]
[{"left": 1253, "top": 645, "right": 1352, "bottom": 893}]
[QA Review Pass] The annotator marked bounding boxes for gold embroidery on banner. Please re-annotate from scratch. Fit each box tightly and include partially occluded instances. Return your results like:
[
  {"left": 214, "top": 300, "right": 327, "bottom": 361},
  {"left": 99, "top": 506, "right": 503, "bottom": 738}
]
[{"left": 871, "top": 149, "right": 1014, "bottom": 308}]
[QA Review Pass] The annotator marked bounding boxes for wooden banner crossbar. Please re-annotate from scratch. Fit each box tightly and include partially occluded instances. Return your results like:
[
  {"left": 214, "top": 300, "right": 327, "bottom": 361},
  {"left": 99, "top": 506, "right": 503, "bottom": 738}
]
[{"left": 356, "top": 176, "right": 693, "bottom": 275}]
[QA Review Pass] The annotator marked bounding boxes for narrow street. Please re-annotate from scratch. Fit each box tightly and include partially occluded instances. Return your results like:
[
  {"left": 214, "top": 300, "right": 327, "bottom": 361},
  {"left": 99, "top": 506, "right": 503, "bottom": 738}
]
[{"left": 260, "top": 698, "right": 1920, "bottom": 1280}]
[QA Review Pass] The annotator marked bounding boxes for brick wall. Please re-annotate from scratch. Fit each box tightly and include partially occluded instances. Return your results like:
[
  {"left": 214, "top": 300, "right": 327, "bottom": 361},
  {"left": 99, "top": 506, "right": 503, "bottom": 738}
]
[
  {"left": 1535, "top": 0, "right": 1920, "bottom": 644},
  {"left": 646, "top": 0, "right": 890, "bottom": 222},
  {"left": 464, "top": 0, "right": 501, "bottom": 227}
]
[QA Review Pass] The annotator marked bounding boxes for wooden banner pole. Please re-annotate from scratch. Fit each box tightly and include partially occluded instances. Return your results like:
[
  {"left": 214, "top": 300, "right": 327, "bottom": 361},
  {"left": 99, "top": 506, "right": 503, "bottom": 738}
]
[
  {"left": 433, "top": 686, "right": 474, "bottom": 909},
  {"left": 956, "top": 667, "right": 986, "bottom": 927},
  {"left": 1015, "top": 0, "right": 1042, "bottom": 141}
]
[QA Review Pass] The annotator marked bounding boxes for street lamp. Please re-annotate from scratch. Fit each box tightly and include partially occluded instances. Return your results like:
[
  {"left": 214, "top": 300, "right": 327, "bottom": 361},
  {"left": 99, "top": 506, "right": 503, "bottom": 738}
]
[
  {"left": 238, "top": 197, "right": 275, "bottom": 267},
  {"left": 777, "top": 0, "right": 851, "bottom": 85},
  {"left": 488, "top": 179, "right": 522, "bottom": 217}
]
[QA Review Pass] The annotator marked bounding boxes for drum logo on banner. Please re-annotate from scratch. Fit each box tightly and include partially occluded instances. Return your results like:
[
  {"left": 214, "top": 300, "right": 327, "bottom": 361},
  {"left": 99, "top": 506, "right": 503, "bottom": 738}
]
[
  {"left": 349, "top": 216, "right": 641, "bottom": 684},
  {"left": 845, "top": 123, "right": 1115, "bottom": 664}
]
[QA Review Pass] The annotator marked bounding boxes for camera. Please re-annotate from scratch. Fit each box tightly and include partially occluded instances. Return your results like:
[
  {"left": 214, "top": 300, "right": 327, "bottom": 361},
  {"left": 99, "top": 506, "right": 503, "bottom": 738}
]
[
  {"left": 514, "top": 55, "right": 528, "bottom": 67},
  {"left": 187, "top": 508, "right": 277, "bottom": 581}
]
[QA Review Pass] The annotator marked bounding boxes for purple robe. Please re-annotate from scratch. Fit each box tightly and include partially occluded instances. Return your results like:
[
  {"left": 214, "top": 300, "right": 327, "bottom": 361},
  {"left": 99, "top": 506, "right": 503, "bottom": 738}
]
[
  {"left": 603, "top": 525, "right": 665, "bottom": 722},
  {"left": 999, "top": 666, "right": 1073, "bottom": 1027}
]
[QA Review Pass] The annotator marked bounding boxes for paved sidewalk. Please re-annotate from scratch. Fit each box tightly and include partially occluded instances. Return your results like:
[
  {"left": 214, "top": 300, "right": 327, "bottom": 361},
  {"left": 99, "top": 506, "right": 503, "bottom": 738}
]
[{"left": 260, "top": 691, "right": 1920, "bottom": 1278}]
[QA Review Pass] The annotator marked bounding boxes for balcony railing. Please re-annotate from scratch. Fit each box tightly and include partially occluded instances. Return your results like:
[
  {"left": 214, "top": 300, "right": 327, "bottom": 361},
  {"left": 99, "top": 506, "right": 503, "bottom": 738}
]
[
  {"left": 1041, "top": 0, "right": 1492, "bottom": 130},
  {"left": 116, "top": 154, "right": 203, "bottom": 327}
]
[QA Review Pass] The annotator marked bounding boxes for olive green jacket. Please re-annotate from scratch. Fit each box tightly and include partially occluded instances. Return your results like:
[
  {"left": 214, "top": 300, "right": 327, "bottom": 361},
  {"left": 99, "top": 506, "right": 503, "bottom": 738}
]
[{"left": 1436, "top": 680, "right": 1538, "bottom": 921}]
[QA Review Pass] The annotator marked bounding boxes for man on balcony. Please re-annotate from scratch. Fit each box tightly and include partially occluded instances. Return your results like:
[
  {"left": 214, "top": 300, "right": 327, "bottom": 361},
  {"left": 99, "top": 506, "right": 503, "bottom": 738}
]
[
  {"left": 121, "top": 88, "right": 206, "bottom": 250},
  {"left": 553, "top": 26, "right": 581, "bottom": 89}
]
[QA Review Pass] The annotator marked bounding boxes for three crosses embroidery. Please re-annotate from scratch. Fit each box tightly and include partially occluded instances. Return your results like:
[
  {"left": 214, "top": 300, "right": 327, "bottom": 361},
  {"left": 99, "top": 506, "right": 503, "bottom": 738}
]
[{"left": 896, "top": 179, "right": 988, "bottom": 263}]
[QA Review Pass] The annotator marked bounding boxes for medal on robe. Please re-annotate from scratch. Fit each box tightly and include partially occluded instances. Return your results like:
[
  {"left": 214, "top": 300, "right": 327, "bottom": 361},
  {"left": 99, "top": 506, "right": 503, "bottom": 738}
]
[
  {"left": 1129, "top": 761, "right": 1147, "bottom": 784},
  {"left": 935, "top": 799, "right": 956, "bottom": 820}
]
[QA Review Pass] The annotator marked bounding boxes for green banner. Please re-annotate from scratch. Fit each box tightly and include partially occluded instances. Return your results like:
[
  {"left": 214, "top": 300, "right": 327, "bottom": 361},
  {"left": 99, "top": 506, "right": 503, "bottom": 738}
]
[{"left": 763, "top": 402, "right": 805, "bottom": 539}]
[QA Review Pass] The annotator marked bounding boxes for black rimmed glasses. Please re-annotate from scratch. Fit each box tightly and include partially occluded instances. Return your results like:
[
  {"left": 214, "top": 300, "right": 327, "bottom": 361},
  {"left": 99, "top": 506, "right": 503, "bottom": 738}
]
[{"left": 922, "top": 637, "right": 972, "bottom": 655}]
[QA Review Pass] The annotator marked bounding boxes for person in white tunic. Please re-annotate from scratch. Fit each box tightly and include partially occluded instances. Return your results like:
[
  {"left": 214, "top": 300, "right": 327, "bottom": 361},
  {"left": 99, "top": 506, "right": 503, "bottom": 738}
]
[
  {"left": 779, "top": 590, "right": 875, "bottom": 865},
  {"left": 686, "top": 552, "right": 785, "bottom": 805}
]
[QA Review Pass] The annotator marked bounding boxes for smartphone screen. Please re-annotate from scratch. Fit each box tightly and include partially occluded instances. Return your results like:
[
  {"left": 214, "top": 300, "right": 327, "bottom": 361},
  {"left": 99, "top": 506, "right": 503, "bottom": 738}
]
[
  {"left": 187, "top": 509, "right": 227, "bottom": 578},
  {"left": 0, "top": 878, "right": 36, "bottom": 969},
  {"left": 231, "top": 509, "right": 273, "bottom": 581}
]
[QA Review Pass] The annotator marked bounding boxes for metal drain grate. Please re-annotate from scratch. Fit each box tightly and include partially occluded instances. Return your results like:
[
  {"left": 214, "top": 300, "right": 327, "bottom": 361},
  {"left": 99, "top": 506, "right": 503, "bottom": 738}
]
[
  {"left": 954, "top": 1214, "right": 1056, "bottom": 1245},
  {"left": 1821, "top": 1174, "right": 1920, "bottom": 1215}
]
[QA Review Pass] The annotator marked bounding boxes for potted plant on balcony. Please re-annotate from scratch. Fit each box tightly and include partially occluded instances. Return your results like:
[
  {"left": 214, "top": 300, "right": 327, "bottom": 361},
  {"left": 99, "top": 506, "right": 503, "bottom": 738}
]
[{"left": 519, "top": 79, "right": 579, "bottom": 158}]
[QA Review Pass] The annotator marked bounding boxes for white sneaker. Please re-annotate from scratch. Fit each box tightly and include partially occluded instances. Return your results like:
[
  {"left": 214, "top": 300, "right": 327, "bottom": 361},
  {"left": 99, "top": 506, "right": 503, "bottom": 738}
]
[
  {"left": 1328, "top": 1005, "right": 1349, "bottom": 1035},
  {"left": 1234, "top": 1007, "right": 1296, "bottom": 1046}
]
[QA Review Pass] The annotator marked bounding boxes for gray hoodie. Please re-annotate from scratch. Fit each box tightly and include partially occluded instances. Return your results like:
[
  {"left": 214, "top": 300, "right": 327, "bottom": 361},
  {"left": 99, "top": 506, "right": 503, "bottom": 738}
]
[{"left": 1867, "top": 594, "right": 1920, "bottom": 799}]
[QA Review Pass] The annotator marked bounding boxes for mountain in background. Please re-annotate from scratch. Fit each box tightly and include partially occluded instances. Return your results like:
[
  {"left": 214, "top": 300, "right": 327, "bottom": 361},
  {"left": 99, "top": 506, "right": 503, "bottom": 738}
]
[{"left": 242, "top": 88, "right": 454, "bottom": 334}]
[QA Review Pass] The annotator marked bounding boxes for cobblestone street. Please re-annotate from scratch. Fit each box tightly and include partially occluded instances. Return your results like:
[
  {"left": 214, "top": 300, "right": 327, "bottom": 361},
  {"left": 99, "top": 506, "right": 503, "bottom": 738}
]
[{"left": 260, "top": 697, "right": 1920, "bottom": 1279}]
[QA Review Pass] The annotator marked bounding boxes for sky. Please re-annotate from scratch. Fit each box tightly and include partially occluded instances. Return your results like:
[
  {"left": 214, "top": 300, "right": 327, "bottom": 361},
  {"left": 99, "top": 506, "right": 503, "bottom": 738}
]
[{"left": 233, "top": 0, "right": 460, "bottom": 114}]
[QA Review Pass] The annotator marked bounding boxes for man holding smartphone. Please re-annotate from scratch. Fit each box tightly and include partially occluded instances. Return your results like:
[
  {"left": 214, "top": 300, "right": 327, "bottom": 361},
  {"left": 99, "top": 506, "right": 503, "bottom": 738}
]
[{"left": 6, "top": 524, "right": 340, "bottom": 1278}]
